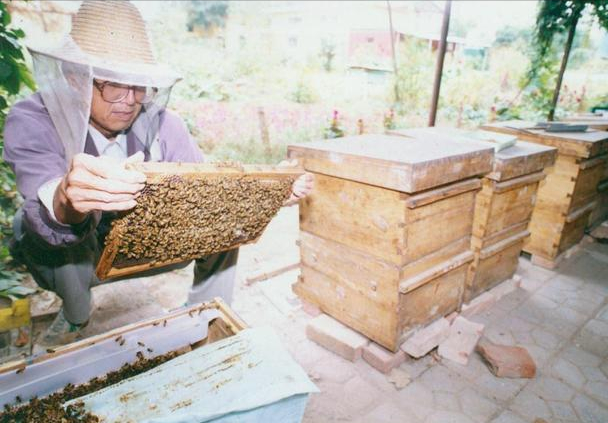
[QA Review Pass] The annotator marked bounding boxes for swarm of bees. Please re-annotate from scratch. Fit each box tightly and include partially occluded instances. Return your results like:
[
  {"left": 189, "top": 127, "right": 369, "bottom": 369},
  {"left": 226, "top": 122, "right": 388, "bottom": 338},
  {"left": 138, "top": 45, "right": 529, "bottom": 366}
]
[{"left": 108, "top": 175, "right": 294, "bottom": 269}]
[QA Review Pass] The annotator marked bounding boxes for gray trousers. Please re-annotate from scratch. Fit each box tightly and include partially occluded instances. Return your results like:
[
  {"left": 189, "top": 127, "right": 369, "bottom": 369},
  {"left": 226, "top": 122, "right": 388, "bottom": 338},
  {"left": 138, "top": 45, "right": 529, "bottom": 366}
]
[{"left": 11, "top": 210, "right": 238, "bottom": 325}]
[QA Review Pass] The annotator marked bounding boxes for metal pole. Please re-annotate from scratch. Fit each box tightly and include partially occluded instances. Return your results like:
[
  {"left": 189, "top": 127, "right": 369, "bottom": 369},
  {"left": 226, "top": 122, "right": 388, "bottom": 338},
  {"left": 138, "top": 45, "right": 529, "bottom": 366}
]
[
  {"left": 428, "top": 0, "right": 452, "bottom": 127},
  {"left": 387, "top": 0, "right": 400, "bottom": 104},
  {"left": 548, "top": 14, "right": 579, "bottom": 121}
]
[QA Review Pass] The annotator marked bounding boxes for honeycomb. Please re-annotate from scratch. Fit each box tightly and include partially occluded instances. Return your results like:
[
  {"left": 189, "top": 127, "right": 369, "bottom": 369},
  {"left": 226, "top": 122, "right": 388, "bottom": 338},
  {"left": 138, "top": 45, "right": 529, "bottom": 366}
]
[{"left": 97, "top": 170, "right": 295, "bottom": 279}]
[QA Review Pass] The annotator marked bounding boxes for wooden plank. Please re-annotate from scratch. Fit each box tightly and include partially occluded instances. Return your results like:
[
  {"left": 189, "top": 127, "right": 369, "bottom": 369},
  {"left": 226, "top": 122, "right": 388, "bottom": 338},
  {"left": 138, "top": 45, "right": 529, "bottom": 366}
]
[
  {"left": 127, "top": 162, "right": 304, "bottom": 179},
  {"left": 245, "top": 261, "right": 300, "bottom": 285},
  {"left": 481, "top": 120, "right": 608, "bottom": 159},
  {"left": 565, "top": 201, "right": 596, "bottom": 223},
  {"left": 399, "top": 251, "right": 473, "bottom": 294},
  {"left": 389, "top": 127, "right": 557, "bottom": 181},
  {"left": 404, "top": 178, "right": 481, "bottom": 208},
  {"left": 400, "top": 236, "right": 471, "bottom": 282},
  {"left": 472, "top": 221, "right": 529, "bottom": 251},
  {"left": 493, "top": 171, "right": 545, "bottom": 193},
  {"left": 288, "top": 134, "right": 493, "bottom": 193},
  {"left": 479, "top": 230, "right": 530, "bottom": 260}
]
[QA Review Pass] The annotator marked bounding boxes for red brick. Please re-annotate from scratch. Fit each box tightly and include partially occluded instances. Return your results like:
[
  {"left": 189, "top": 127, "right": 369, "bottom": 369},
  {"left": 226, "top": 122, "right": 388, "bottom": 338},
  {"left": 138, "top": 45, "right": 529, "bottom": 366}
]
[
  {"left": 476, "top": 338, "right": 536, "bottom": 378},
  {"left": 363, "top": 342, "right": 407, "bottom": 374},
  {"left": 306, "top": 314, "right": 369, "bottom": 361},
  {"left": 400, "top": 318, "right": 450, "bottom": 358}
]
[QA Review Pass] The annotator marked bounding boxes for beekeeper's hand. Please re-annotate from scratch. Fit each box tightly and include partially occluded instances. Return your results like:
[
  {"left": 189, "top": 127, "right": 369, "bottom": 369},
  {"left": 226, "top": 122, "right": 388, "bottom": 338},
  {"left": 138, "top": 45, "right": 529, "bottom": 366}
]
[
  {"left": 278, "top": 159, "right": 314, "bottom": 206},
  {"left": 53, "top": 152, "right": 147, "bottom": 224}
]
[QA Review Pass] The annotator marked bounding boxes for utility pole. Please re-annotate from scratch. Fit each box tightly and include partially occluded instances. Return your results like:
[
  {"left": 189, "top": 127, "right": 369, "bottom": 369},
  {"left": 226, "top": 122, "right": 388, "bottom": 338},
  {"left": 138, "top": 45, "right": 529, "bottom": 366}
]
[
  {"left": 387, "top": 1, "right": 400, "bottom": 104},
  {"left": 428, "top": 0, "right": 452, "bottom": 127},
  {"left": 548, "top": 14, "right": 579, "bottom": 121}
]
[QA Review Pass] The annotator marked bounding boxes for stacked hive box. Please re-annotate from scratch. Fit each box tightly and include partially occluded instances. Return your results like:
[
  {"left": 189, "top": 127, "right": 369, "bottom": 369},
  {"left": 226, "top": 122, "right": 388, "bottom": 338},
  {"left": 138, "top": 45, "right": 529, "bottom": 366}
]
[
  {"left": 562, "top": 117, "right": 608, "bottom": 227},
  {"left": 389, "top": 128, "right": 557, "bottom": 302},
  {"left": 562, "top": 116, "right": 608, "bottom": 227},
  {"left": 288, "top": 135, "right": 493, "bottom": 351},
  {"left": 481, "top": 120, "right": 608, "bottom": 268}
]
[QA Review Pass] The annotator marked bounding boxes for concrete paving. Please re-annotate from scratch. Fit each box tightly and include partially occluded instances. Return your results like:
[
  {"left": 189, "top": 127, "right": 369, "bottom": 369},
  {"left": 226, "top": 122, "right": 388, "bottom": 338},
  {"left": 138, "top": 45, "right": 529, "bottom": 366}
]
[{"left": 26, "top": 207, "right": 608, "bottom": 422}]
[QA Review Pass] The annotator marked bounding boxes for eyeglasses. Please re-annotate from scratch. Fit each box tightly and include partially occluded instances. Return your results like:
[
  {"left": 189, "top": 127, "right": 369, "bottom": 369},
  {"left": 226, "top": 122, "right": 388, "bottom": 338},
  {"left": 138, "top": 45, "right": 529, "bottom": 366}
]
[{"left": 93, "top": 80, "right": 157, "bottom": 104}]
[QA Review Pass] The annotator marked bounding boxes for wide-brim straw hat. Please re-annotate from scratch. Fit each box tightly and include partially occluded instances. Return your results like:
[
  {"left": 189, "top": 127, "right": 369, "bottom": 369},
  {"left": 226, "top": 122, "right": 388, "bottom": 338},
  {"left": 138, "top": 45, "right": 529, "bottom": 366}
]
[{"left": 28, "top": 0, "right": 181, "bottom": 88}]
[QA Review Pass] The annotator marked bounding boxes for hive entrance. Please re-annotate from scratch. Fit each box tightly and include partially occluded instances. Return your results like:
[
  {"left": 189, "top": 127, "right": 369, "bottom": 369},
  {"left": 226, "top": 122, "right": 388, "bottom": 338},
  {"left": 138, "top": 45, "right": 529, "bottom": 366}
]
[{"left": 96, "top": 163, "right": 301, "bottom": 280}]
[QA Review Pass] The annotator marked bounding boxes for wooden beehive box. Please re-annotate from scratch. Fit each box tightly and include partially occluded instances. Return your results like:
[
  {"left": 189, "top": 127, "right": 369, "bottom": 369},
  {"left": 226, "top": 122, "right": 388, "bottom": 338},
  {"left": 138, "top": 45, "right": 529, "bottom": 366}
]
[
  {"left": 96, "top": 163, "right": 302, "bottom": 280},
  {"left": 0, "top": 298, "right": 246, "bottom": 411},
  {"left": 288, "top": 134, "right": 493, "bottom": 351},
  {"left": 389, "top": 127, "right": 557, "bottom": 301},
  {"left": 480, "top": 120, "right": 608, "bottom": 268}
]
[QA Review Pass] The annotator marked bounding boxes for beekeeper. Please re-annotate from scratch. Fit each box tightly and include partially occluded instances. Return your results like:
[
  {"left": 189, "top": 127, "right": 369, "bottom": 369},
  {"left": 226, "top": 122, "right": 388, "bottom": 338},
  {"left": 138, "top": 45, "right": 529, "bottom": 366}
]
[{"left": 3, "top": 0, "right": 313, "bottom": 346}]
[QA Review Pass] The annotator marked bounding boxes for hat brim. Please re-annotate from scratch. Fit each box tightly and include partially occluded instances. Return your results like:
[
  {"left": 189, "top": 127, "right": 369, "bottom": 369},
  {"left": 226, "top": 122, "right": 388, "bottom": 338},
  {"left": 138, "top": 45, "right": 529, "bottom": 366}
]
[{"left": 28, "top": 37, "right": 182, "bottom": 88}]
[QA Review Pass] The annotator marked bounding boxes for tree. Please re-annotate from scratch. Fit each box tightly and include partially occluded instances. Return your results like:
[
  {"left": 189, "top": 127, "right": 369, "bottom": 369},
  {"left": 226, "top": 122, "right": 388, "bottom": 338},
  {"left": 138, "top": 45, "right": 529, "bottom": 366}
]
[
  {"left": 0, "top": 2, "right": 35, "bottom": 281},
  {"left": 185, "top": 1, "right": 229, "bottom": 34},
  {"left": 527, "top": 0, "right": 608, "bottom": 120}
]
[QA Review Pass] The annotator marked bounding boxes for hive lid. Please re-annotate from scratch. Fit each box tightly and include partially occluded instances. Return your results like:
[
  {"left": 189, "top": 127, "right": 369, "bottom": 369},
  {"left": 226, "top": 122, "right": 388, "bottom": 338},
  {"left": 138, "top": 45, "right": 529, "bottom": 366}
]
[
  {"left": 287, "top": 134, "right": 493, "bottom": 193},
  {"left": 390, "top": 127, "right": 558, "bottom": 181},
  {"left": 480, "top": 120, "right": 608, "bottom": 158}
]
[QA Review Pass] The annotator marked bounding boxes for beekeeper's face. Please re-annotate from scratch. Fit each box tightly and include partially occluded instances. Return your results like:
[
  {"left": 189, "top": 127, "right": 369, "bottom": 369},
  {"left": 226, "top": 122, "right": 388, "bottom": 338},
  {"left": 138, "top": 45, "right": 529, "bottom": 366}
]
[{"left": 89, "top": 80, "right": 148, "bottom": 137}]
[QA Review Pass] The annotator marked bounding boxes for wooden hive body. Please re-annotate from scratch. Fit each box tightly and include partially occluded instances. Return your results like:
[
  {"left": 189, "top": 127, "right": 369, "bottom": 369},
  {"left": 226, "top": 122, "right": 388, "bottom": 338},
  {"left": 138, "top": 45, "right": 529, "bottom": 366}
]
[
  {"left": 96, "top": 163, "right": 301, "bottom": 280},
  {"left": 289, "top": 135, "right": 493, "bottom": 351},
  {"left": 0, "top": 299, "right": 247, "bottom": 418},
  {"left": 390, "top": 127, "right": 557, "bottom": 301},
  {"left": 481, "top": 120, "right": 608, "bottom": 268}
]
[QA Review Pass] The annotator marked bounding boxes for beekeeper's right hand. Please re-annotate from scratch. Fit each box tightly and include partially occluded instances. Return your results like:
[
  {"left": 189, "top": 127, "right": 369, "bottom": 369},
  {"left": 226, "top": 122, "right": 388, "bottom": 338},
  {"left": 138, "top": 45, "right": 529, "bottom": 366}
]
[{"left": 53, "top": 152, "right": 147, "bottom": 224}]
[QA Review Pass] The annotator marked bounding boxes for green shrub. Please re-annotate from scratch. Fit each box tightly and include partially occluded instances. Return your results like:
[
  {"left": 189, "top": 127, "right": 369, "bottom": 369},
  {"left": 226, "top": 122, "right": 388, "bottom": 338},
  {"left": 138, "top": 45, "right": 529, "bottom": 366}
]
[{"left": 0, "top": 3, "right": 35, "bottom": 280}]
